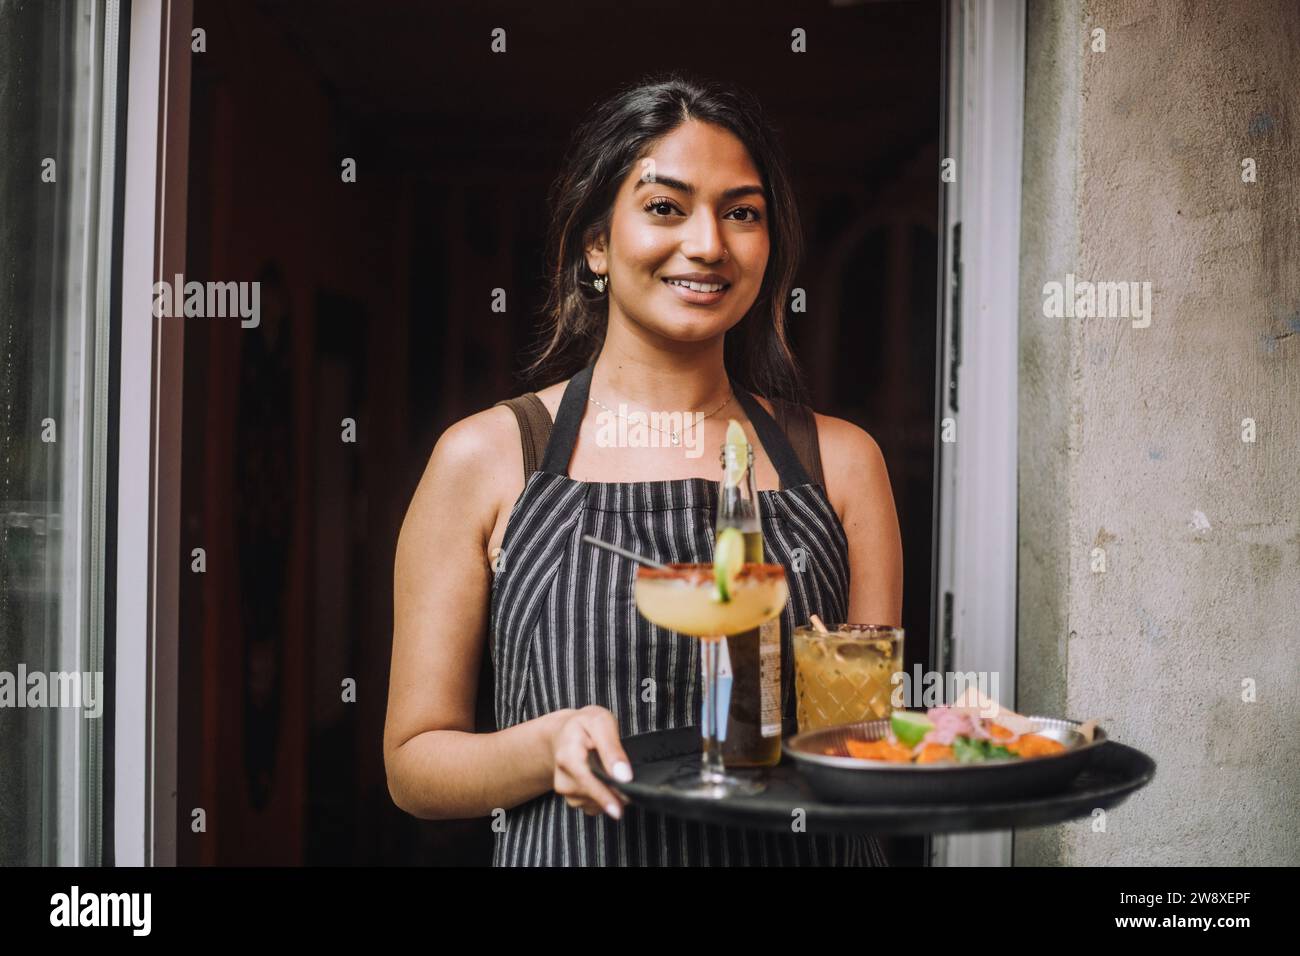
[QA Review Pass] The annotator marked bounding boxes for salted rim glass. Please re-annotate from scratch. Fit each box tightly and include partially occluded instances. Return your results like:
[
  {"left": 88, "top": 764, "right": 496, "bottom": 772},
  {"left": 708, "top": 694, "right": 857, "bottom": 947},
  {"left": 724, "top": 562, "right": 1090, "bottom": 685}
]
[{"left": 634, "top": 562, "right": 789, "bottom": 798}]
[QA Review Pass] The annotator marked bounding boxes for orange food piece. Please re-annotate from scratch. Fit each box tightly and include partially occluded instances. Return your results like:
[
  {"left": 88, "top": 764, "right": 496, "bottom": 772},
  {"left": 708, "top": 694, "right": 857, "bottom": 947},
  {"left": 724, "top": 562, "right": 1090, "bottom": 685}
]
[
  {"left": 845, "top": 738, "right": 913, "bottom": 763},
  {"left": 987, "top": 722, "right": 1015, "bottom": 740},
  {"left": 916, "top": 743, "right": 955, "bottom": 764},
  {"left": 1006, "top": 733, "right": 1066, "bottom": 758}
]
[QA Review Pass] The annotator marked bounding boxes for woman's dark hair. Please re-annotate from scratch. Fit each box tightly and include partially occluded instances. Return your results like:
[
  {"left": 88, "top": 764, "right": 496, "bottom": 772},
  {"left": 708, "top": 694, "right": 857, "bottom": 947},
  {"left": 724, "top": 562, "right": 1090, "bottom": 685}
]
[{"left": 527, "top": 71, "right": 807, "bottom": 403}]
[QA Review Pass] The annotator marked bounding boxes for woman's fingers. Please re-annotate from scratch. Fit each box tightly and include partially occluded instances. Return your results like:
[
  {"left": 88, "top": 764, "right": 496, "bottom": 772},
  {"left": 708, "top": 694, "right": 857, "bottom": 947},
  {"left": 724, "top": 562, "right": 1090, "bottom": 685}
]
[
  {"left": 552, "top": 722, "right": 602, "bottom": 813},
  {"left": 552, "top": 713, "right": 628, "bottom": 819},
  {"left": 583, "top": 707, "right": 635, "bottom": 788},
  {"left": 568, "top": 734, "right": 626, "bottom": 819},
  {"left": 555, "top": 760, "right": 603, "bottom": 815}
]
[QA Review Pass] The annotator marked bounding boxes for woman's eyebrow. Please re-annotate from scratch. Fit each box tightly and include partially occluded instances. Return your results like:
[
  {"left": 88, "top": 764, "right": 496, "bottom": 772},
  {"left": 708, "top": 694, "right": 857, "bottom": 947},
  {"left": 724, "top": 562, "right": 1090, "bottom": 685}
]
[{"left": 637, "top": 174, "right": 766, "bottom": 202}]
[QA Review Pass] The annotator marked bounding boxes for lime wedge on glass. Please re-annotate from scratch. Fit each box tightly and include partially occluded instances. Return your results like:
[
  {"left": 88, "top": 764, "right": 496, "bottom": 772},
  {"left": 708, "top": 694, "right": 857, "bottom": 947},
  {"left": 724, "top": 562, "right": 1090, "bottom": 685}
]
[
  {"left": 722, "top": 419, "right": 749, "bottom": 488},
  {"left": 713, "top": 526, "right": 744, "bottom": 603},
  {"left": 890, "top": 711, "right": 934, "bottom": 748}
]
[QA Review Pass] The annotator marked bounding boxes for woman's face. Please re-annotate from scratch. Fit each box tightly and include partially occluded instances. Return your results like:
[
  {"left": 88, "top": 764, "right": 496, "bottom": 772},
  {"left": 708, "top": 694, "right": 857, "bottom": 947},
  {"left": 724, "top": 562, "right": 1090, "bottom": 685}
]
[{"left": 587, "top": 120, "right": 770, "bottom": 345}]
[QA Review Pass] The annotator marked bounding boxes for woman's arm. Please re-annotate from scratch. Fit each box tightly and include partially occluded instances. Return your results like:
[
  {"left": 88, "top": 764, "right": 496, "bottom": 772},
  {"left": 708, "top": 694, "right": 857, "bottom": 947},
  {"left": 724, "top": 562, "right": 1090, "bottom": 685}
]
[
  {"left": 816, "top": 414, "right": 904, "bottom": 626},
  {"left": 383, "top": 408, "right": 630, "bottom": 821},
  {"left": 384, "top": 409, "right": 553, "bottom": 818}
]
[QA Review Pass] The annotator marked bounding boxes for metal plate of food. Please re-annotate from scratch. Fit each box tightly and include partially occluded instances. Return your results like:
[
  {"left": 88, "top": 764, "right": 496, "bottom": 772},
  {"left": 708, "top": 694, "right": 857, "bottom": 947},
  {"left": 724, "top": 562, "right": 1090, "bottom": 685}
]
[
  {"left": 784, "top": 716, "right": 1109, "bottom": 804},
  {"left": 592, "top": 724, "right": 1152, "bottom": 835}
]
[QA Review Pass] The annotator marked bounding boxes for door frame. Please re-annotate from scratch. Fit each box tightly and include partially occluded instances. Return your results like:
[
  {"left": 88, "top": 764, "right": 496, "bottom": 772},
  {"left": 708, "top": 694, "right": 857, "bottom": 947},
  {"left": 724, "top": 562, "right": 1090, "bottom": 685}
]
[
  {"left": 114, "top": 0, "right": 192, "bottom": 867},
  {"left": 105, "top": 0, "right": 1024, "bottom": 868},
  {"left": 930, "top": 0, "right": 1025, "bottom": 868}
]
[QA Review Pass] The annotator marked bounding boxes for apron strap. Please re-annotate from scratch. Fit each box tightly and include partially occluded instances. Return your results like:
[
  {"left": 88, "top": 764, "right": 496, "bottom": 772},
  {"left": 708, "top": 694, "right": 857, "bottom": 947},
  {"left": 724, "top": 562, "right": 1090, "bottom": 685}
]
[
  {"left": 539, "top": 361, "right": 815, "bottom": 489},
  {"left": 539, "top": 362, "right": 595, "bottom": 475},
  {"left": 731, "top": 386, "right": 814, "bottom": 490},
  {"left": 493, "top": 393, "right": 553, "bottom": 481},
  {"left": 771, "top": 398, "right": 825, "bottom": 489}
]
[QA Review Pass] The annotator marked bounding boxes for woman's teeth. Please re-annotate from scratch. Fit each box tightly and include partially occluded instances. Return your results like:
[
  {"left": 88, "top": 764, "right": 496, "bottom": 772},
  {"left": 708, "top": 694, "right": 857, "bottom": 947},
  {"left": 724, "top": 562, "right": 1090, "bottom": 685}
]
[{"left": 664, "top": 279, "right": 728, "bottom": 292}]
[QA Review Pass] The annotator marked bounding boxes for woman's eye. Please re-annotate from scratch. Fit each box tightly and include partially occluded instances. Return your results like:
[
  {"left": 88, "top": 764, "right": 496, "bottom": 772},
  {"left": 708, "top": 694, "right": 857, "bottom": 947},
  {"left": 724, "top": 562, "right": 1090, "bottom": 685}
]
[{"left": 643, "top": 199, "right": 763, "bottom": 222}]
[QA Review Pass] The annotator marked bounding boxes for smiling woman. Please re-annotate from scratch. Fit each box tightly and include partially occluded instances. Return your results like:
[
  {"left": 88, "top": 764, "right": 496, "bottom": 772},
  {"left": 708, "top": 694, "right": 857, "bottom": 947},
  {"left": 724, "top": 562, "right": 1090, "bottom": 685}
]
[
  {"left": 384, "top": 72, "right": 903, "bottom": 867},
  {"left": 528, "top": 73, "right": 807, "bottom": 404}
]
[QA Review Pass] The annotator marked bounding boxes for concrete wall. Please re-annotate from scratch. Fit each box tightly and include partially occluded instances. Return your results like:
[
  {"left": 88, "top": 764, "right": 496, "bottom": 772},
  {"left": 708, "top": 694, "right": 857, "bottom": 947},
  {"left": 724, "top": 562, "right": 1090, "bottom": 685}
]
[{"left": 1017, "top": 0, "right": 1299, "bottom": 866}]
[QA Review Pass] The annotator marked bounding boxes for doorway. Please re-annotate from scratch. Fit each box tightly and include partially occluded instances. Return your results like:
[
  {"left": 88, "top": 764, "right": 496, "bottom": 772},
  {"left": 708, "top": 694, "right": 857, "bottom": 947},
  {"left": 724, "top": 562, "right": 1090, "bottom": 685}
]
[{"left": 175, "top": 0, "right": 943, "bottom": 865}]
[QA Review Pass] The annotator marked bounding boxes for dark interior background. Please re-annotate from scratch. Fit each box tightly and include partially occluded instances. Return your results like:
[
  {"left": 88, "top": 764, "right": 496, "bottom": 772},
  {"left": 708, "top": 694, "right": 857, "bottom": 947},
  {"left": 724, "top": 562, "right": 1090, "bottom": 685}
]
[{"left": 178, "top": 0, "right": 940, "bottom": 865}]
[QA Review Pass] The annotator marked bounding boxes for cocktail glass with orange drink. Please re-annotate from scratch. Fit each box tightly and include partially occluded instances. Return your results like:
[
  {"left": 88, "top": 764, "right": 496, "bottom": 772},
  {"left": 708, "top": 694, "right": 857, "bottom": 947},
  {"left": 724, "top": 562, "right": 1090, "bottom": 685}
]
[{"left": 634, "top": 530, "right": 788, "bottom": 798}]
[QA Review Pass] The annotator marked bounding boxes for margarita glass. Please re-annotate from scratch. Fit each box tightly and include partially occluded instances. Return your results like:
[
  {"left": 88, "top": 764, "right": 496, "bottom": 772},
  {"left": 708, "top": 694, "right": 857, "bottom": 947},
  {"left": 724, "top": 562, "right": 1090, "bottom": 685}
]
[{"left": 634, "top": 562, "right": 789, "bottom": 798}]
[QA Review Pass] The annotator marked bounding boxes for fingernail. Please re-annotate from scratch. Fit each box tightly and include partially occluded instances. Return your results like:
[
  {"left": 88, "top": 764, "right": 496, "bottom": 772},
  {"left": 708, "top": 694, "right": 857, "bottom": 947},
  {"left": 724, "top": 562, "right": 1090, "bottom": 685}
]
[
  {"left": 605, "top": 801, "right": 622, "bottom": 820},
  {"left": 612, "top": 761, "right": 633, "bottom": 783}
]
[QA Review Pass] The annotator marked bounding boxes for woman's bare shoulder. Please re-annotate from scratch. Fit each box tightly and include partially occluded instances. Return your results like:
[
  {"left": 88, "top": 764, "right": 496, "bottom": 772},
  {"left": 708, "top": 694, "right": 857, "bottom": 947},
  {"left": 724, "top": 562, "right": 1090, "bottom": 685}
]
[
  {"left": 424, "top": 379, "right": 566, "bottom": 480},
  {"left": 751, "top": 395, "right": 885, "bottom": 474},
  {"left": 810, "top": 411, "right": 885, "bottom": 471},
  {"left": 532, "top": 380, "right": 567, "bottom": 419},
  {"left": 808, "top": 410, "right": 892, "bottom": 512},
  {"left": 404, "top": 384, "right": 569, "bottom": 530},
  {"left": 428, "top": 405, "right": 522, "bottom": 484},
  {"left": 398, "top": 408, "right": 514, "bottom": 544}
]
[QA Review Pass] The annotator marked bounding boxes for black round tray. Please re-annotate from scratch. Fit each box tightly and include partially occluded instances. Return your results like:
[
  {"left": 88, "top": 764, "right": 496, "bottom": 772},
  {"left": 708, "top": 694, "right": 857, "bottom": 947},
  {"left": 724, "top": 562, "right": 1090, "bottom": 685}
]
[{"left": 591, "top": 725, "right": 1156, "bottom": 836}]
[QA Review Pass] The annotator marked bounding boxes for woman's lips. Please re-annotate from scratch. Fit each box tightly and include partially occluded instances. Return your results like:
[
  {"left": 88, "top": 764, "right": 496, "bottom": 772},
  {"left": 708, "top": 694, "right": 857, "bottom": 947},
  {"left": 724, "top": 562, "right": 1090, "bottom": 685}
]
[{"left": 661, "top": 278, "right": 731, "bottom": 305}]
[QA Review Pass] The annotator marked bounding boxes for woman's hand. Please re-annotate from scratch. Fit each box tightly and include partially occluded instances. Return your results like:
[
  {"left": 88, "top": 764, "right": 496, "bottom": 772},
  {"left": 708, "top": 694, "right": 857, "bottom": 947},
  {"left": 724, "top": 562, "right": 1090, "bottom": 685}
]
[{"left": 549, "top": 706, "right": 633, "bottom": 819}]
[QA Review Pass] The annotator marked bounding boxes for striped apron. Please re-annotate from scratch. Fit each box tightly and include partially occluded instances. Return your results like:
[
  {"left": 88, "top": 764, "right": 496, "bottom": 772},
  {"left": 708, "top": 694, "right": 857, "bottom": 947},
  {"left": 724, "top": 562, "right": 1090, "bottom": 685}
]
[{"left": 489, "top": 363, "right": 887, "bottom": 866}]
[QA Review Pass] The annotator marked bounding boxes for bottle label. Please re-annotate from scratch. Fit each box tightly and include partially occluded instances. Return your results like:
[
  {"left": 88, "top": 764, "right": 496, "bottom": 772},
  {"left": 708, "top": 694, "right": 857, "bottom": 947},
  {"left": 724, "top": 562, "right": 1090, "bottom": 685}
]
[
  {"left": 760, "top": 619, "right": 781, "bottom": 737},
  {"left": 703, "top": 638, "right": 734, "bottom": 742}
]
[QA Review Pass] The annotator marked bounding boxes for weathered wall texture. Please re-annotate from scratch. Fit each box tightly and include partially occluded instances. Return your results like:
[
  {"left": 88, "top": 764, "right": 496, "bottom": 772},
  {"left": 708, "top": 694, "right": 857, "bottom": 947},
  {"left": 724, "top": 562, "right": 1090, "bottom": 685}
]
[{"left": 1017, "top": 0, "right": 1299, "bottom": 865}]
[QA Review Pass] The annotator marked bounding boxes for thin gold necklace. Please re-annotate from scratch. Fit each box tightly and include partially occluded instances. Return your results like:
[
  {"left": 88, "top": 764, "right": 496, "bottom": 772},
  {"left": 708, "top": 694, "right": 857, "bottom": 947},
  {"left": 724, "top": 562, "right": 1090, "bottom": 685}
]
[{"left": 588, "top": 387, "right": 733, "bottom": 447}]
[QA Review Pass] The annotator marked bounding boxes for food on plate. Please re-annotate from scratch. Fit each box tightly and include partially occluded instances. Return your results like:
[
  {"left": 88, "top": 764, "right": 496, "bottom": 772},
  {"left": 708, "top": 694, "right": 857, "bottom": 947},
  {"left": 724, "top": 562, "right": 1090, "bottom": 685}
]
[{"left": 838, "top": 706, "right": 1067, "bottom": 764}]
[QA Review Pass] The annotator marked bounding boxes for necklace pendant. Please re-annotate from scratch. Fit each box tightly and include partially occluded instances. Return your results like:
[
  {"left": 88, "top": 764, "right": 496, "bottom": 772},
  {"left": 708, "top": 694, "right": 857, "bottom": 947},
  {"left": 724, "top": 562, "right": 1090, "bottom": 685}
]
[{"left": 670, "top": 431, "right": 681, "bottom": 446}]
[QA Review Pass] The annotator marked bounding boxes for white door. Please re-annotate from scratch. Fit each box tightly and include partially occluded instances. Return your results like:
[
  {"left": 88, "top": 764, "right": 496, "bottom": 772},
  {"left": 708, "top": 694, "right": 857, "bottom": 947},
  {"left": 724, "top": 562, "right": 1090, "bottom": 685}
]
[
  {"left": 930, "top": 0, "right": 1025, "bottom": 868},
  {"left": 115, "top": 0, "right": 193, "bottom": 867}
]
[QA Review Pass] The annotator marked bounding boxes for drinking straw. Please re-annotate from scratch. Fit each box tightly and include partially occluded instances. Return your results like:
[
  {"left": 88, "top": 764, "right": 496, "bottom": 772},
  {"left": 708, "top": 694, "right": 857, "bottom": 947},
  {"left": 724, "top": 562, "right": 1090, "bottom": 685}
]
[
  {"left": 809, "top": 614, "right": 830, "bottom": 633},
  {"left": 582, "top": 534, "right": 668, "bottom": 570}
]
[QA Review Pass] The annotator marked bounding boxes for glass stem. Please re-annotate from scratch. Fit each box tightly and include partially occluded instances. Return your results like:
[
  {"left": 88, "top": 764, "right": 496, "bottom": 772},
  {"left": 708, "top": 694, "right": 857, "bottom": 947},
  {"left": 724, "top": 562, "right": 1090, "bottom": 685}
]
[{"left": 700, "top": 636, "right": 726, "bottom": 782}]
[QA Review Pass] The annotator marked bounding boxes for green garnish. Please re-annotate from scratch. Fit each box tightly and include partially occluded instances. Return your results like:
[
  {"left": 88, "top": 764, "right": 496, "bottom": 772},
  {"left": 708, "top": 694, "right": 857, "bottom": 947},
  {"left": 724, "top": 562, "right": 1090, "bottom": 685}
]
[
  {"left": 713, "top": 526, "right": 744, "bottom": 603},
  {"left": 953, "top": 736, "right": 1018, "bottom": 763},
  {"left": 722, "top": 419, "right": 749, "bottom": 488},
  {"left": 890, "top": 711, "right": 935, "bottom": 748}
]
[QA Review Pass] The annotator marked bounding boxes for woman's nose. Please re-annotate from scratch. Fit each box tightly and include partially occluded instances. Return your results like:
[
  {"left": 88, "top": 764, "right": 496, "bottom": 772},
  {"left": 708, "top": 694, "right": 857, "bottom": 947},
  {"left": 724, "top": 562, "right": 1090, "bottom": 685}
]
[{"left": 680, "top": 212, "right": 727, "bottom": 263}]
